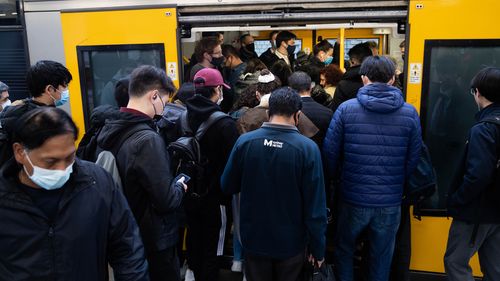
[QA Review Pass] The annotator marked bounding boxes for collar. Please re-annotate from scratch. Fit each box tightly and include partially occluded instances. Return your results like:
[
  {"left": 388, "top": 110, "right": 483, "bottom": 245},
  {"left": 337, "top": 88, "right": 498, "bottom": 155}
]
[
  {"left": 476, "top": 103, "right": 500, "bottom": 121},
  {"left": 262, "top": 122, "right": 299, "bottom": 132},
  {"left": 120, "top": 107, "right": 151, "bottom": 119}
]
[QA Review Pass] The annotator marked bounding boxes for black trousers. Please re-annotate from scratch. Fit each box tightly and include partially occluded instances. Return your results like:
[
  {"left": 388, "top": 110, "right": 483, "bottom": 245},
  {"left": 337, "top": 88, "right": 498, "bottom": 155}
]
[
  {"left": 148, "top": 246, "right": 181, "bottom": 281},
  {"left": 245, "top": 252, "right": 304, "bottom": 281}
]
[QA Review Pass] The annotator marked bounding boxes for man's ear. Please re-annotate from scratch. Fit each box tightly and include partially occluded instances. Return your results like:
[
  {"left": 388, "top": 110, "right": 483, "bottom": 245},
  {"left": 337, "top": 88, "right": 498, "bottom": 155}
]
[
  {"left": 12, "top": 142, "right": 26, "bottom": 164},
  {"left": 361, "top": 75, "right": 371, "bottom": 85}
]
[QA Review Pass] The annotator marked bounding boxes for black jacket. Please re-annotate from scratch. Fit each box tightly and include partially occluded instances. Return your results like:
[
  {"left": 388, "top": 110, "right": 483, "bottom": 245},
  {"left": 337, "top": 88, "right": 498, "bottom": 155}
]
[
  {"left": 259, "top": 48, "right": 276, "bottom": 69},
  {"left": 97, "top": 111, "right": 184, "bottom": 253},
  {"left": 330, "top": 65, "right": 363, "bottom": 112},
  {"left": 0, "top": 159, "right": 149, "bottom": 281},
  {"left": 447, "top": 103, "right": 500, "bottom": 223},
  {"left": 185, "top": 95, "right": 239, "bottom": 206},
  {"left": 297, "top": 55, "right": 324, "bottom": 85},
  {"left": 300, "top": 96, "right": 333, "bottom": 149}
]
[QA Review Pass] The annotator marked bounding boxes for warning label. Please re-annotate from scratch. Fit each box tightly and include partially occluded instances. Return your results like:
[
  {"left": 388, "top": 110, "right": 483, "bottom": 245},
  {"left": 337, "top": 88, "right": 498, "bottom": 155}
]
[
  {"left": 409, "top": 63, "right": 422, "bottom": 84},
  {"left": 167, "top": 62, "right": 177, "bottom": 81}
]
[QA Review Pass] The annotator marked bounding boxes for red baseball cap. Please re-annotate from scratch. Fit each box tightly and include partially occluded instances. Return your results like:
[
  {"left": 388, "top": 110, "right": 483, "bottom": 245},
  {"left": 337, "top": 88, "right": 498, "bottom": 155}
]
[{"left": 193, "top": 68, "right": 231, "bottom": 89}]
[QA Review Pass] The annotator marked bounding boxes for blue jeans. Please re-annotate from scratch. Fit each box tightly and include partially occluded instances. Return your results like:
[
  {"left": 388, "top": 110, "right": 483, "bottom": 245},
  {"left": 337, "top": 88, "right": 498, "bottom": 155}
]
[{"left": 334, "top": 203, "right": 401, "bottom": 281}]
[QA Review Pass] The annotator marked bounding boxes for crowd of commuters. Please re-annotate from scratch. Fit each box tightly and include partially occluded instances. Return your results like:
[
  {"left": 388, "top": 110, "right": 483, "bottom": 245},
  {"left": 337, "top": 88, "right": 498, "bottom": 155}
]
[{"left": 0, "top": 29, "right": 498, "bottom": 281}]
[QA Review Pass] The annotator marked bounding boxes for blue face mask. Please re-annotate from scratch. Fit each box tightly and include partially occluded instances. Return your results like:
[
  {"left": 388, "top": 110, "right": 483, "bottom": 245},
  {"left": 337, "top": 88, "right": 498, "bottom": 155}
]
[
  {"left": 55, "top": 89, "right": 70, "bottom": 107},
  {"left": 324, "top": 56, "right": 333, "bottom": 66},
  {"left": 24, "top": 151, "right": 73, "bottom": 190}
]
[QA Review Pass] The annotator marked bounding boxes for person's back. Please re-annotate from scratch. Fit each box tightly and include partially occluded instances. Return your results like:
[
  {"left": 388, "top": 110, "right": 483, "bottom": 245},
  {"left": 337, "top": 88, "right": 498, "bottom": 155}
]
[
  {"left": 221, "top": 87, "right": 326, "bottom": 281},
  {"left": 96, "top": 65, "right": 185, "bottom": 281}
]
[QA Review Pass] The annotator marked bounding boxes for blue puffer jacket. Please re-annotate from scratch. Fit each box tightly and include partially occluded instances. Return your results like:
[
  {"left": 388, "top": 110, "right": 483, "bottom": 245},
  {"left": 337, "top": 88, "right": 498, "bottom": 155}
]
[{"left": 323, "top": 83, "right": 422, "bottom": 207}]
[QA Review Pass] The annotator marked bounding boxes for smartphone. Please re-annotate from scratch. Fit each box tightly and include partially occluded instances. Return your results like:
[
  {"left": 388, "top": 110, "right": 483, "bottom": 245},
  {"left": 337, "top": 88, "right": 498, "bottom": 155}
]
[{"left": 178, "top": 173, "right": 191, "bottom": 183}]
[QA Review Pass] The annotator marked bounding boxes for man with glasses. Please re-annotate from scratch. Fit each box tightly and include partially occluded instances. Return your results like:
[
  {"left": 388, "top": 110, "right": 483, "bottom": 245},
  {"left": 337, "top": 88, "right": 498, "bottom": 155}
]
[{"left": 97, "top": 65, "right": 187, "bottom": 281}]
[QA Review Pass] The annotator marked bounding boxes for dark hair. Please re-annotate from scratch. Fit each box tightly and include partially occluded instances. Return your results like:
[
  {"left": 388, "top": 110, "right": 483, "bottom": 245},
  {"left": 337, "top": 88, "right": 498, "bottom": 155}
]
[
  {"left": 26, "top": 60, "right": 73, "bottom": 97},
  {"left": 348, "top": 42, "right": 372, "bottom": 63},
  {"left": 195, "top": 37, "right": 221, "bottom": 62},
  {"left": 366, "top": 41, "right": 378, "bottom": 49},
  {"left": 359, "top": 56, "right": 396, "bottom": 83},
  {"left": 201, "top": 31, "right": 223, "bottom": 38},
  {"left": 320, "top": 64, "right": 343, "bottom": 87},
  {"left": 234, "top": 83, "right": 260, "bottom": 110},
  {"left": 129, "top": 65, "right": 176, "bottom": 98},
  {"left": 268, "top": 87, "right": 302, "bottom": 117},
  {"left": 12, "top": 107, "right": 78, "bottom": 150},
  {"left": 244, "top": 58, "right": 267, "bottom": 73},
  {"left": 269, "top": 30, "right": 280, "bottom": 40},
  {"left": 222, "top": 44, "right": 240, "bottom": 59},
  {"left": 256, "top": 69, "right": 282, "bottom": 95},
  {"left": 193, "top": 77, "right": 218, "bottom": 99},
  {"left": 471, "top": 67, "right": 500, "bottom": 103},
  {"left": 270, "top": 60, "right": 292, "bottom": 86},
  {"left": 288, "top": 71, "right": 312, "bottom": 92},
  {"left": 313, "top": 40, "right": 333, "bottom": 56},
  {"left": 175, "top": 82, "right": 196, "bottom": 104},
  {"left": 275, "top": 31, "right": 297, "bottom": 49},
  {"left": 240, "top": 34, "right": 252, "bottom": 43},
  {"left": 114, "top": 77, "right": 130, "bottom": 107},
  {"left": 399, "top": 40, "right": 406, "bottom": 48}
]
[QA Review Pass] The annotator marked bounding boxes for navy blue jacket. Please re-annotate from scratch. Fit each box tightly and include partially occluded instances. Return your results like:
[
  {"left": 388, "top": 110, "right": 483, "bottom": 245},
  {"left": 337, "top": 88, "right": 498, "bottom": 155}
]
[
  {"left": 448, "top": 103, "right": 500, "bottom": 223},
  {"left": 324, "top": 83, "right": 422, "bottom": 207},
  {"left": 221, "top": 123, "right": 327, "bottom": 260}
]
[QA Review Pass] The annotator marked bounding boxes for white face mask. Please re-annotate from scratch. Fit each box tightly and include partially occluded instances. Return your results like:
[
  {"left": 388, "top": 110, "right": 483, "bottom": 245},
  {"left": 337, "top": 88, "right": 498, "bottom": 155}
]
[{"left": 24, "top": 151, "right": 73, "bottom": 190}]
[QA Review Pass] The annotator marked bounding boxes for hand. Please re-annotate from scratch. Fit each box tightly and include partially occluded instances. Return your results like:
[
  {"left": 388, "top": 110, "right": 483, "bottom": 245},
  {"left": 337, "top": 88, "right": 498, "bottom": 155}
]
[
  {"left": 308, "top": 255, "right": 324, "bottom": 268},
  {"left": 177, "top": 176, "right": 188, "bottom": 192}
]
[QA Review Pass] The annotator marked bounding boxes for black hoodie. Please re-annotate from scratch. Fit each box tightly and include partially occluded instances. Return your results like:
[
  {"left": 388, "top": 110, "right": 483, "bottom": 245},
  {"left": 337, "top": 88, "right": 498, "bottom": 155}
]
[
  {"left": 97, "top": 110, "right": 184, "bottom": 253},
  {"left": 185, "top": 95, "right": 239, "bottom": 206},
  {"left": 330, "top": 65, "right": 363, "bottom": 112}
]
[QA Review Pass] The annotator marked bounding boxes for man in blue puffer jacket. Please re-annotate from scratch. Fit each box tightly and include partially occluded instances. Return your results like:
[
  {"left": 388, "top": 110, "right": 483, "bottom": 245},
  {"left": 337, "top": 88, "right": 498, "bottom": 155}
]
[{"left": 323, "top": 56, "right": 422, "bottom": 281}]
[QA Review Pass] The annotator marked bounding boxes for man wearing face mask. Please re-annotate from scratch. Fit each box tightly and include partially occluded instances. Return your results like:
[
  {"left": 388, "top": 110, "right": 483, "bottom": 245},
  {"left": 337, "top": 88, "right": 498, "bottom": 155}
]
[
  {"left": 0, "top": 81, "right": 11, "bottom": 112},
  {"left": 239, "top": 34, "right": 258, "bottom": 62},
  {"left": 267, "top": 30, "right": 298, "bottom": 70},
  {"left": 0, "top": 60, "right": 72, "bottom": 164},
  {"left": 184, "top": 68, "right": 239, "bottom": 281},
  {"left": 297, "top": 40, "right": 334, "bottom": 86},
  {"left": 97, "top": 65, "right": 187, "bottom": 281},
  {"left": 189, "top": 37, "right": 225, "bottom": 82}
]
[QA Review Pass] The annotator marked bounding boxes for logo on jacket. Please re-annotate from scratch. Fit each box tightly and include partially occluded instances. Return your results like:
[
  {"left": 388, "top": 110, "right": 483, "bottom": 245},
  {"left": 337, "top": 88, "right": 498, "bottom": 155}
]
[{"left": 264, "top": 139, "right": 283, "bottom": 148}]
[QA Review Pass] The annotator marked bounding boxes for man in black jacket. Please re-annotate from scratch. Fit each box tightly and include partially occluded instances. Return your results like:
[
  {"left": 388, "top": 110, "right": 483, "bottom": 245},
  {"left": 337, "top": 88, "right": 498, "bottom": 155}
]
[
  {"left": 0, "top": 107, "right": 148, "bottom": 281},
  {"left": 259, "top": 30, "right": 280, "bottom": 68},
  {"left": 263, "top": 30, "right": 297, "bottom": 70},
  {"left": 186, "top": 68, "right": 240, "bottom": 281},
  {"left": 297, "top": 40, "right": 333, "bottom": 85},
  {"left": 97, "top": 65, "right": 186, "bottom": 281},
  {"left": 445, "top": 67, "right": 500, "bottom": 281},
  {"left": 330, "top": 42, "right": 372, "bottom": 112}
]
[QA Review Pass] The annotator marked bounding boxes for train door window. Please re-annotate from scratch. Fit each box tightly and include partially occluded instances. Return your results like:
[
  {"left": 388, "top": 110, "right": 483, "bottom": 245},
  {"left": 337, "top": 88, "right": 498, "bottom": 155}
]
[
  {"left": 327, "top": 39, "right": 337, "bottom": 46},
  {"left": 419, "top": 39, "right": 500, "bottom": 214},
  {"left": 77, "top": 43, "right": 165, "bottom": 129},
  {"left": 254, "top": 39, "right": 302, "bottom": 58},
  {"left": 344, "top": 38, "right": 379, "bottom": 60},
  {"left": 0, "top": 0, "right": 21, "bottom": 25}
]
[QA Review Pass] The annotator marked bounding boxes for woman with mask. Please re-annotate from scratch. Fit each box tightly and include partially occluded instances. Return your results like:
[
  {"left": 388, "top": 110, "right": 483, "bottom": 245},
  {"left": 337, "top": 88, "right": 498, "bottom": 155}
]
[{"left": 0, "top": 107, "right": 149, "bottom": 280}]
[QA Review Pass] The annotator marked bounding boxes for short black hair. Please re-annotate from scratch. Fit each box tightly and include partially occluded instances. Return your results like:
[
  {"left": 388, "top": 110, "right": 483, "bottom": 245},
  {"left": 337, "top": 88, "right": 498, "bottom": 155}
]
[
  {"left": 359, "top": 56, "right": 396, "bottom": 83},
  {"left": 175, "top": 82, "right": 196, "bottom": 104},
  {"left": 244, "top": 58, "right": 267, "bottom": 73},
  {"left": 240, "top": 34, "right": 252, "bottom": 43},
  {"left": 270, "top": 60, "right": 292, "bottom": 86},
  {"left": 12, "top": 107, "right": 78, "bottom": 150},
  {"left": 269, "top": 30, "right": 280, "bottom": 40},
  {"left": 276, "top": 31, "right": 297, "bottom": 49},
  {"left": 313, "top": 40, "right": 333, "bottom": 56},
  {"left": 114, "top": 77, "right": 130, "bottom": 107},
  {"left": 195, "top": 37, "right": 221, "bottom": 62},
  {"left": 288, "top": 71, "right": 312, "bottom": 92},
  {"left": 26, "top": 60, "right": 73, "bottom": 97},
  {"left": 129, "top": 65, "right": 176, "bottom": 98},
  {"left": 268, "top": 87, "right": 302, "bottom": 117},
  {"left": 471, "top": 67, "right": 500, "bottom": 103},
  {"left": 348, "top": 42, "right": 372, "bottom": 63},
  {"left": 222, "top": 44, "right": 241, "bottom": 59}
]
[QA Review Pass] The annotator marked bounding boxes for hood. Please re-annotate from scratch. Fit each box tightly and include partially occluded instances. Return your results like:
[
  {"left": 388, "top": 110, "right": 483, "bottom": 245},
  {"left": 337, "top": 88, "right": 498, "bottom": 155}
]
[
  {"left": 185, "top": 94, "right": 221, "bottom": 129},
  {"left": 96, "top": 111, "right": 154, "bottom": 151},
  {"left": 89, "top": 105, "right": 123, "bottom": 127},
  {"left": 342, "top": 65, "right": 362, "bottom": 82},
  {"left": 357, "top": 83, "right": 404, "bottom": 113}
]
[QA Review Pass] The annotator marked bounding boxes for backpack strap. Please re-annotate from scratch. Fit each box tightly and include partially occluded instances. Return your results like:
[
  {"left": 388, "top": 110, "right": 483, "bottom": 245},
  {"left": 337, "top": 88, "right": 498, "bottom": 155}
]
[{"left": 195, "top": 111, "right": 230, "bottom": 140}]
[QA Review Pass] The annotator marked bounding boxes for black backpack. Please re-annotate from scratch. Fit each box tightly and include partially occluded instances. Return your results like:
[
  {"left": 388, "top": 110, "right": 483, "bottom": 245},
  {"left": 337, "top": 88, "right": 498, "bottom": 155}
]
[
  {"left": 167, "top": 110, "right": 230, "bottom": 198},
  {"left": 404, "top": 143, "right": 437, "bottom": 206}
]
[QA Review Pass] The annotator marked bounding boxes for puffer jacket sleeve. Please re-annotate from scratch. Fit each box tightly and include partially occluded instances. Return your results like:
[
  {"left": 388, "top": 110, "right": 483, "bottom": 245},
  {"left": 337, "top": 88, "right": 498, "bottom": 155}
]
[
  {"left": 108, "top": 182, "right": 149, "bottom": 281},
  {"left": 405, "top": 109, "right": 422, "bottom": 177},
  {"left": 323, "top": 106, "right": 344, "bottom": 177}
]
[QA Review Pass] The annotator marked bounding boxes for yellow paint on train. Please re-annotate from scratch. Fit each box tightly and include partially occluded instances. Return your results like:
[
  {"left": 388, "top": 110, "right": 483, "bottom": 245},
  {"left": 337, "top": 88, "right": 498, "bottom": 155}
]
[
  {"left": 61, "top": 7, "right": 180, "bottom": 139},
  {"left": 407, "top": 0, "right": 500, "bottom": 276}
]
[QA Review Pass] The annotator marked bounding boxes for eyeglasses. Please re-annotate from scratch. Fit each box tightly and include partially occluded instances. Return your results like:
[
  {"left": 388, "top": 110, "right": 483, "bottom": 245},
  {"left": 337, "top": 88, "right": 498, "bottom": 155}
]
[{"left": 470, "top": 88, "right": 477, "bottom": 96}]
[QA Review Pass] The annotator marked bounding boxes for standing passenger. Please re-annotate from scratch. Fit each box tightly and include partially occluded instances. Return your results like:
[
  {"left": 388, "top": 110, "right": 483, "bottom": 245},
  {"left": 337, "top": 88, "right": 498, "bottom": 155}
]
[
  {"left": 0, "top": 81, "right": 11, "bottom": 111},
  {"left": 0, "top": 107, "right": 148, "bottom": 280},
  {"left": 97, "top": 65, "right": 186, "bottom": 281},
  {"left": 189, "top": 37, "right": 225, "bottom": 82},
  {"left": 324, "top": 56, "right": 421, "bottom": 281},
  {"left": 239, "top": 34, "right": 258, "bottom": 62},
  {"left": 266, "top": 31, "right": 297, "bottom": 70},
  {"left": 259, "top": 31, "right": 280, "bottom": 68},
  {"left": 445, "top": 67, "right": 500, "bottom": 281},
  {"left": 221, "top": 87, "right": 327, "bottom": 281}
]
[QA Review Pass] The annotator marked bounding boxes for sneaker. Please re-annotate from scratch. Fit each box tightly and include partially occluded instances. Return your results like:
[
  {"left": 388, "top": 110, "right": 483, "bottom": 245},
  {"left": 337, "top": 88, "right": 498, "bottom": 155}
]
[
  {"left": 231, "top": 260, "right": 243, "bottom": 272},
  {"left": 185, "top": 268, "right": 195, "bottom": 281}
]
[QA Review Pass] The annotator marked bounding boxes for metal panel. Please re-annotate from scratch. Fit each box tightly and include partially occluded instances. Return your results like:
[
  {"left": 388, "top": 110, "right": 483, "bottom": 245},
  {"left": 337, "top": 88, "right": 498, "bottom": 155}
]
[{"left": 0, "top": 30, "right": 29, "bottom": 101}]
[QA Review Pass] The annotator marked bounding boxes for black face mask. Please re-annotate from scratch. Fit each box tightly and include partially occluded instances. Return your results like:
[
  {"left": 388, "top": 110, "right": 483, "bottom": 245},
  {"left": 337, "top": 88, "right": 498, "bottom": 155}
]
[
  {"left": 246, "top": 43, "right": 256, "bottom": 53},
  {"left": 211, "top": 56, "right": 225, "bottom": 67},
  {"left": 287, "top": 45, "right": 296, "bottom": 55}
]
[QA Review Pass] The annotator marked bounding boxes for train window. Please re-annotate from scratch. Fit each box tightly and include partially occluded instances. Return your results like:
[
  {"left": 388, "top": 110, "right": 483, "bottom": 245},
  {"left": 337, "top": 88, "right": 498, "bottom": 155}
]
[
  {"left": 0, "top": 0, "right": 21, "bottom": 26},
  {"left": 326, "top": 39, "right": 337, "bottom": 46},
  {"left": 344, "top": 38, "right": 379, "bottom": 60},
  {"left": 77, "top": 43, "right": 166, "bottom": 130},
  {"left": 254, "top": 39, "right": 302, "bottom": 58},
  {"left": 418, "top": 39, "right": 500, "bottom": 215}
]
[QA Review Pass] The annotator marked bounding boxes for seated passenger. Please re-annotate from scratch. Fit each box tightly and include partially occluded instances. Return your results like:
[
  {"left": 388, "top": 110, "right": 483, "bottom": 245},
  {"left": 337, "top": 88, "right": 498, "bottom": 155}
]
[
  {"left": 221, "top": 87, "right": 327, "bottom": 281},
  {"left": 323, "top": 56, "right": 421, "bottom": 281},
  {"left": 97, "top": 65, "right": 186, "bottom": 281},
  {"left": 0, "top": 107, "right": 148, "bottom": 280}
]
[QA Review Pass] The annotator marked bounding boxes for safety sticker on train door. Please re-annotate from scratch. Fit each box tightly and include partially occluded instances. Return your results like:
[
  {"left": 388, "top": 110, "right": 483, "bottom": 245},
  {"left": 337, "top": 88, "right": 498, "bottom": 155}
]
[
  {"left": 167, "top": 62, "right": 177, "bottom": 81},
  {"left": 409, "top": 63, "right": 422, "bottom": 84}
]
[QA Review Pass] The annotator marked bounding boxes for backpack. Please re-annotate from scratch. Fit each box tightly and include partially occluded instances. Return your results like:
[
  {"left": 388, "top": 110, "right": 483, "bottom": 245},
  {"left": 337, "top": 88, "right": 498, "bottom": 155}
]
[
  {"left": 167, "top": 110, "right": 230, "bottom": 198},
  {"left": 404, "top": 143, "right": 437, "bottom": 206}
]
